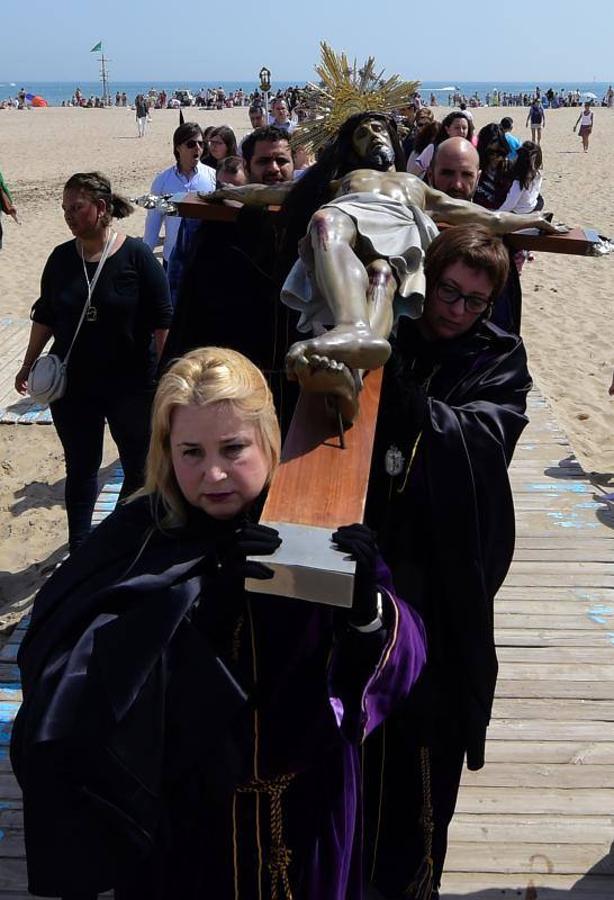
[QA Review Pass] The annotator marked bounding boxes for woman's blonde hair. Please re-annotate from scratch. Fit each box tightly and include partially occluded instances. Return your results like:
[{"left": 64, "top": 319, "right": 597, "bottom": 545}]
[{"left": 141, "top": 347, "right": 280, "bottom": 528}]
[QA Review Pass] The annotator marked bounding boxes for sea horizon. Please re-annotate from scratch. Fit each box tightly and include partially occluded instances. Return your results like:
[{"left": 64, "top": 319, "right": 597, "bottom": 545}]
[{"left": 1, "top": 79, "right": 612, "bottom": 107}]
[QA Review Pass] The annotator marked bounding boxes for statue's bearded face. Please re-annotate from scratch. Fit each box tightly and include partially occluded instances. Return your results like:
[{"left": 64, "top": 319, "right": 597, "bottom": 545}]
[{"left": 351, "top": 118, "right": 395, "bottom": 170}]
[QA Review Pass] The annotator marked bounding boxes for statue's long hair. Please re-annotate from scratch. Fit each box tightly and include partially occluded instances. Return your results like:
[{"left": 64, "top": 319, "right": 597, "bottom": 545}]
[{"left": 277, "top": 112, "right": 406, "bottom": 280}]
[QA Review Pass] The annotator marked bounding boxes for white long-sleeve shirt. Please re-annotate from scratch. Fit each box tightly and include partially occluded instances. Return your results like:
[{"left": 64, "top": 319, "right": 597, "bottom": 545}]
[
  {"left": 143, "top": 162, "right": 216, "bottom": 261},
  {"left": 498, "top": 173, "right": 542, "bottom": 214}
]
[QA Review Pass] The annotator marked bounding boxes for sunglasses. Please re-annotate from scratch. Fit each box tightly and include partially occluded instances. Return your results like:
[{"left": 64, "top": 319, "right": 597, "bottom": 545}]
[{"left": 184, "top": 139, "right": 204, "bottom": 149}]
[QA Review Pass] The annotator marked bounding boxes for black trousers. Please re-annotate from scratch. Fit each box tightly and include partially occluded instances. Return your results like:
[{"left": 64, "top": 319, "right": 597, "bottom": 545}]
[
  {"left": 365, "top": 720, "right": 466, "bottom": 899},
  {"left": 51, "top": 385, "right": 153, "bottom": 552}
]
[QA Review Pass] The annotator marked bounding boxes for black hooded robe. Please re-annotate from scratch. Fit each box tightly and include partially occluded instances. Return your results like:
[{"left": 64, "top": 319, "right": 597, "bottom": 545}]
[
  {"left": 363, "top": 317, "right": 532, "bottom": 897},
  {"left": 11, "top": 497, "right": 427, "bottom": 899},
  {"left": 161, "top": 207, "right": 302, "bottom": 436}
]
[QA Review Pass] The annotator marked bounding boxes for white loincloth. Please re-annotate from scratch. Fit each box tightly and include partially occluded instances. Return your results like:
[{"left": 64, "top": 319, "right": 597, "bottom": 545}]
[{"left": 281, "top": 192, "right": 439, "bottom": 334}]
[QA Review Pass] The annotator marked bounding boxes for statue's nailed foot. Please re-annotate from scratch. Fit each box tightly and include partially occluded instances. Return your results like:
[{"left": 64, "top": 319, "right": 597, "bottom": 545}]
[
  {"left": 288, "top": 354, "right": 360, "bottom": 424},
  {"left": 286, "top": 325, "right": 391, "bottom": 374}
]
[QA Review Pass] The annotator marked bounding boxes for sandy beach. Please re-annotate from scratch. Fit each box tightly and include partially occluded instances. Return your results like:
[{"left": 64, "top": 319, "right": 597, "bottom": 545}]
[{"left": 1, "top": 103, "right": 613, "bottom": 626}]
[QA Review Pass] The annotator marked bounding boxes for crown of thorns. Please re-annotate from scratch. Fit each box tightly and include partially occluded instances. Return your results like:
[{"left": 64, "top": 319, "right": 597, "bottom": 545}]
[{"left": 293, "top": 42, "right": 420, "bottom": 154}]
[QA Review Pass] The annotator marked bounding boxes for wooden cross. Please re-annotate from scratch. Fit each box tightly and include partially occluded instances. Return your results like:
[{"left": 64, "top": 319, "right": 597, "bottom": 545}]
[{"left": 175, "top": 192, "right": 603, "bottom": 605}]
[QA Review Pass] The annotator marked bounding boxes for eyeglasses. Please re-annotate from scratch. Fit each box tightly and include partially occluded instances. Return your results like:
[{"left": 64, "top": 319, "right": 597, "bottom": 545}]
[
  {"left": 436, "top": 280, "right": 490, "bottom": 314},
  {"left": 208, "top": 139, "right": 226, "bottom": 147},
  {"left": 184, "top": 139, "right": 204, "bottom": 149}
]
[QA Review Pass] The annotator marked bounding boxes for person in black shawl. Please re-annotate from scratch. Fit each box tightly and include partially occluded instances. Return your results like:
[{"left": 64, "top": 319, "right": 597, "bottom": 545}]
[
  {"left": 12, "top": 347, "right": 427, "bottom": 900},
  {"left": 363, "top": 225, "right": 532, "bottom": 899}
]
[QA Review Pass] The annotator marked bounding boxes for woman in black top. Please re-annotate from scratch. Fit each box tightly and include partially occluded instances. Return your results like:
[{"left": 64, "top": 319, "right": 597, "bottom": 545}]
[
  {"left": 473, "top": 123, "right": 513, "bottom": 210},
  {"left": 15, "top": 172, "right": 172, "bottom": 552}
]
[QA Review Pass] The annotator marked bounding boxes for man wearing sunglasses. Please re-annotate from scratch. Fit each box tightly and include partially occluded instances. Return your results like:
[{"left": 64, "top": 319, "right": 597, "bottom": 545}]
[
  {"left": 165, "top": 125, "right": 294, "bottom": 309},
  {"left": 161, "top": 125, "right": 300, "bottom": 429},
  {"left": 143, "top": 122, "right": 216, "bottom": 267}
]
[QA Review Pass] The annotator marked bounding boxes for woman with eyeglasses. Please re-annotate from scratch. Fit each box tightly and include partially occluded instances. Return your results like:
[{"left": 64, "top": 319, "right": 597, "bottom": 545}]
[
  {"left": 201, "top": 124, "right": 238, "bottom": 169},
  {"left": 364, "top": 225, "right": 531, "bottom": 898},
  {"left": 143, "top": 122, "right": 216, "bottom": 267}
]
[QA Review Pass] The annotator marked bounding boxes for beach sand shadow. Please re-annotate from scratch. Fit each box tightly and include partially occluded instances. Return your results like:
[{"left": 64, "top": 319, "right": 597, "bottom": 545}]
[
  {"left": 10, "top": 460, "right": 119, "bottom": 517},
  {"left": 0, "top": 543, "right": 68, "bottom": 627}
]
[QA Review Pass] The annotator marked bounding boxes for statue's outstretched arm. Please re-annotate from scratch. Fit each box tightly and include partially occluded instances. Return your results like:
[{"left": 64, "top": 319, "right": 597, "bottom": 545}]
[
  {"left": 423, "top": 185, "right": 567, "bottom": 235},
  {"left": 203, "top": 183, "right": 294, "bottom": 207}
]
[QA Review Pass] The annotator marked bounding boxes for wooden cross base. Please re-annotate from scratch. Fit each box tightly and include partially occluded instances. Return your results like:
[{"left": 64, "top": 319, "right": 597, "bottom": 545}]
[{"left": 246, "top": 369, "right": 383, "bottom": 607}]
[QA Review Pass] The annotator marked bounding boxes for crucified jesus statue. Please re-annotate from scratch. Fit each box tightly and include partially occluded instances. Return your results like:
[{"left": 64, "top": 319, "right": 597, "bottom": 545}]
[{"left": 206, "top": 112, "right": 565, "bottom": 422}]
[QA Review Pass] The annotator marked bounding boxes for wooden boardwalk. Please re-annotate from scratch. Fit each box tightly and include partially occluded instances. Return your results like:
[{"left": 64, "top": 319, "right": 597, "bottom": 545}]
[
  {"left": 1, "top": 391, "right": 613, "bottom": 897},
  {"left": 0, "top": 318, "right": 52, "bottom": 425},
  {"left": 441, "top": 390, "right": 614, "bottom": 899}
]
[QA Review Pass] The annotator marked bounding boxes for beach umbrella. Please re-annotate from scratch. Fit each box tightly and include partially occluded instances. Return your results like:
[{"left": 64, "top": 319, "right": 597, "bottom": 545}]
[
  {"left": 581, "top": 91, "right": 598, "bottom": 99},
  {"left": 31, "top": 96, "right": 48, "bottom": 107}
]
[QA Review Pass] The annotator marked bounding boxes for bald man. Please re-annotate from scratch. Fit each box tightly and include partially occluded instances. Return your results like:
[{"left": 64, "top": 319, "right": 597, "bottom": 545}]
[
  {"left": 428, "top": 136, "right": 481, "bottom": 201},
  {"left": 428, "top": 137, "right": 523, "bottom": 334}
]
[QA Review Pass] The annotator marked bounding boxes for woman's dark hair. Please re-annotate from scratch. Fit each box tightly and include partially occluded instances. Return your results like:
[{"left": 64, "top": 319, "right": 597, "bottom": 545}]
[
  {"left": 510, "top": 141, "right": 542, "bottom": 190},
  {"left": 172, "top": 122, "right": 203, "bottom": 162},
  {"left": 413, "top": 120, "right": 440, "bottom": 155},
  {"left": 436, "top": 111, "right": 474, "bottom": 144},
  {"left": 63, "top": 172, "right": 133, "bottom": 225},
  {"left": 217, "top": 155, "right": 245, "bottom": 176},
  {"left": 202, "top": 124, "right": 237, "bottom": 167},
  {"left": 425, "top": 224, "right": 510, "bottom": 303},
  {"left": 278, "top": 111, "right": 406, "bottom": 279},
  {"left": 415, "top": 107, "right": 435, "bottom": 127},
  {"left": 210, "top": 125, "right": 238, "bottom": 156},
  {"left": 476, "top": 123, "right": 509, "bottom": 169}
]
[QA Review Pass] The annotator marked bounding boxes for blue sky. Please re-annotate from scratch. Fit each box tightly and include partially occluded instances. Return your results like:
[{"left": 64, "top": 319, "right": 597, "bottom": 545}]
[{"left": 1, "top": 0, "right": 612, "bottom": 83}]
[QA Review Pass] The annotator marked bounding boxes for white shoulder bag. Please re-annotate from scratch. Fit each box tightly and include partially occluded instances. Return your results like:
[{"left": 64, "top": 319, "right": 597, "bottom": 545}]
[{"left": 28, "top": 232, "right": 117, "bottom": 404}]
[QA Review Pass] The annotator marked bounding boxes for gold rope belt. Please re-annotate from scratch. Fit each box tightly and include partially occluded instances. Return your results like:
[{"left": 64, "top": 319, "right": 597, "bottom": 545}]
[{"left": 237, "top": 773, "right": 296, "bottom": 900}]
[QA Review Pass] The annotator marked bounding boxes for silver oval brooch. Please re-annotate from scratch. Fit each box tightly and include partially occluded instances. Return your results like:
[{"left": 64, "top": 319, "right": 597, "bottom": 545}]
[{"left": 385, "top": 444, "right": 405, "bottom": 477}]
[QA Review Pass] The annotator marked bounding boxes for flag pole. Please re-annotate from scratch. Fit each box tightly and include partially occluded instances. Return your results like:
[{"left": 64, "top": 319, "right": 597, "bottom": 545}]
[
  {"left": 90, "top": 42, "right": 110, "bottom": 106},
  {"left": 100, "top": 52, "right": 110, "bottom": 106}
]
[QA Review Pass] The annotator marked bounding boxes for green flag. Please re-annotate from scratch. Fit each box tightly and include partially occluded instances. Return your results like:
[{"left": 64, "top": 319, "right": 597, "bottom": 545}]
[{"left": 90, "top": 41, "right": 102, "bottom": 52}]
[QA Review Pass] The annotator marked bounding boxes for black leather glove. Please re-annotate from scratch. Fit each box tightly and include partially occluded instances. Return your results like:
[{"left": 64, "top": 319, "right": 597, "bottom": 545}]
[
  {"left": 217, "top": 522, "right": 282, "bottom": 581},
  {"left": 331, "top": 523, "right": 382, "bottom": 627}
]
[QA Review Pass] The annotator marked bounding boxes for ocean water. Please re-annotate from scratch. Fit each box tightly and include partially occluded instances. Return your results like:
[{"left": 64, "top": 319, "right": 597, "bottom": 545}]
[{"left": 1, "top": 79, "right": 612, "bottom": 107}]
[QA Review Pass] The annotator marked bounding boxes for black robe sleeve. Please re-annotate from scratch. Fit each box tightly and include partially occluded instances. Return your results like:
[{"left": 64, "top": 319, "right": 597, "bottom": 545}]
[
  {"left": 11, "top": 498, "right": 247, "bottom": 897},
  {"left": 370, "top": 324, "right": 531, "bottom": 769},
  {"left": 423, "top": 336, "right": 530, "bottom": 767}
]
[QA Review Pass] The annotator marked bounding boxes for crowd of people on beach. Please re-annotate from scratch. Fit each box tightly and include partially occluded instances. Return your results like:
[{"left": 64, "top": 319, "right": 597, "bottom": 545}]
[
  {"left": 0, "top": 83, "right": 310, "bottom": 111},
  {"left": 1, "top": 82, "right": 612, "bottom": 899},
  {"left": 4, "top": 81, "right": 614, "bottom": 112},
  {"left": 441, "top": 85, "right": 614, "bottom": 109}
]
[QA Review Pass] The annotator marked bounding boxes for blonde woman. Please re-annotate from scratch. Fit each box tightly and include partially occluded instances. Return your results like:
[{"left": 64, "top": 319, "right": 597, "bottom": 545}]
[{"left": 13, "top": 347, "right": 426, "bottom": 900}]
